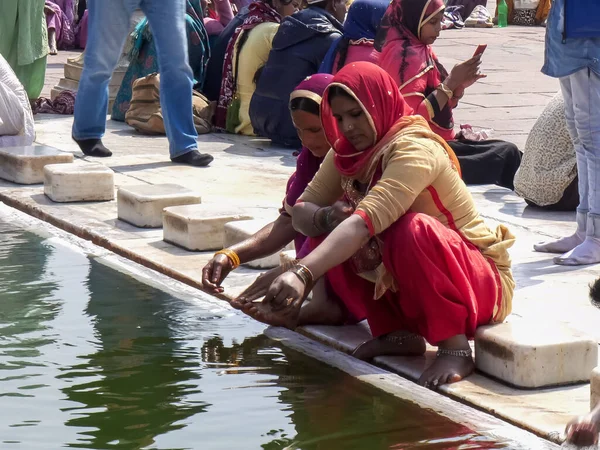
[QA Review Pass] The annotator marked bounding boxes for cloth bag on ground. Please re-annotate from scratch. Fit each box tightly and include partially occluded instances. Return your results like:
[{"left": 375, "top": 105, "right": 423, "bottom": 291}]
[
  {"left": 125, "top": 73, "right": 215, "bottom": 135},
  {"left": 514, "top": 92, "right": 577, "bottom": 208},
  {"left": 464, "top": 5, "right": 493, "bottom": 28},
  {"left": 0, "top": 54, "right": 35, "bottom": 147},
  {"left": 445, "top": 0, "right": 487, "bottom": 22},
  {"left": 512, "top": 0, "right": 539, "bottom": 26},
  {"left": 442, "top": 6, "right": 465, "bottom": 30}
]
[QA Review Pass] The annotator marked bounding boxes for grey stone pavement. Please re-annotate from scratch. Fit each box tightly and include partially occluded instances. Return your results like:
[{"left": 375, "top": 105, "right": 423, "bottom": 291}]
[{"left": 4, "top": 17, "right": 597, "bottom": 445}]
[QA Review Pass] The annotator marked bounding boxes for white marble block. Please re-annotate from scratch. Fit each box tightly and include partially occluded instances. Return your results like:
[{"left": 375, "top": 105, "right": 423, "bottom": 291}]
[
  {"left": 44, "top": 163, "right": 115, "bottom": 202},
  {"left": 475, "top": 322, "right": 598, "bottom": 389},
  {"left": 118, "top": 184, "right": 201, "bottom": 228},
  {"left": 591, "top": 367, "right": 600, "bottom": 410},
  {"left": 0, "top": 145, "right": 73, "bottom": 184},
  {"left": 280, "top": 249, "right": 297, "bottom": 267},
  {"left": 163, "top": 205, "right": 253, "bottom": 251},
  {"left": 223, "top": 219, "right": 294, "bottom": 269}
]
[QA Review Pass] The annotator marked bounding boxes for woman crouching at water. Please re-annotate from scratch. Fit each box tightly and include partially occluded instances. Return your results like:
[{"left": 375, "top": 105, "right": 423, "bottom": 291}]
[
  {"left": 240, "top": 63, "right": 515, "bottom": 388},
  {"left": 203, "top": 74, "right": 360, "bottom": 326}
]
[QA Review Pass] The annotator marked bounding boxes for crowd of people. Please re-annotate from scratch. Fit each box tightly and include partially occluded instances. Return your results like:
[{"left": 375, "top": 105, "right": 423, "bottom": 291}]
[{"left": 1, "top": 0, "right": 600, "bottom": 445}]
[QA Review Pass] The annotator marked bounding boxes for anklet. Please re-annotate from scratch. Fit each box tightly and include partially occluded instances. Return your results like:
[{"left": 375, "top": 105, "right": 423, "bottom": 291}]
[{"left": 436, "top": 348, "right": 472, "bottom": 358}]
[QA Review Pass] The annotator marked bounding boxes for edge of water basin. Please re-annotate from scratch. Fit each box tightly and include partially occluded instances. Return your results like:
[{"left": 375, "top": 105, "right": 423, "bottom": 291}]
[
  {"left": 0, "top": 197, "right": 570, "bottom": 448},
  {"left": 266, "top": 327, "right": 561, "bottom": 450}
]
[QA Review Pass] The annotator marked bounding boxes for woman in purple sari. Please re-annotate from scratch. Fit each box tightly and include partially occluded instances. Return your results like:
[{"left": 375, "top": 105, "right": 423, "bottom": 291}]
[
  {"left": 45, "top": 0, "right": 76, "bottom": 54},
  {"left": 202, "top": 74, "right": 333, "bottom": 296}
]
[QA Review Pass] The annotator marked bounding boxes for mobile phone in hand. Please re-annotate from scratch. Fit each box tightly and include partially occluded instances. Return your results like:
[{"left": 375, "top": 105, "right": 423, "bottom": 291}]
[{"left": 473, "top": 44, "right": 487, "bottom": 57}]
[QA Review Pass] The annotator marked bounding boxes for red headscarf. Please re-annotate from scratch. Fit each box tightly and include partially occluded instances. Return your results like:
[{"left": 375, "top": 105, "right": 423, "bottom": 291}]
[
  {"left": 321, "top": 62, "right": 413, "bottom": 178},
  {"left": 374, "top": 0, "right": 447, "bottom": 88},
  {"left": 321, "top": 61, "right": 461, "bottom": 179}
]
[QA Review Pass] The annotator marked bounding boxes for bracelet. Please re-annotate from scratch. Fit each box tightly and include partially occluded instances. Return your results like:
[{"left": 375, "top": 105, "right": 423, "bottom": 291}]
[
  {"left": 312, "top": 207, "right": 325, "bottom": 233},
  {"left": 215, "top": 248, "right": 241, "bottom": 269},
  {"left": 289, "top": 263, "right": 314, "bottom": 289},
  {"left": 437, "top": 83, "right": 453, "bottom": 100},
  {"left": 323, "top": 207, "right": 336, "bottom": 231}
]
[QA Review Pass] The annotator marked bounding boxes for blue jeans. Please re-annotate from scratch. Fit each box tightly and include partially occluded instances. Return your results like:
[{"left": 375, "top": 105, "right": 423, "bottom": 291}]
[
  {"left": 72, "top": 0, "right": 198, "bottom": 158},
  {"left": 561, "top": 68, "right": 600, "bottom": 236}
]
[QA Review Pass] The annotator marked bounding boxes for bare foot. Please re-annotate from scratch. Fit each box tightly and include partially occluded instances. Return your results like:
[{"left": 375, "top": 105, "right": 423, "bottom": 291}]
[
  {"left": 419, "top": 350, "right": 474, "bottom": 389},
  {"left": 352, "top": 331, "right": 426, "bottom": 361},
  {"left": 241, "top": 299, "right": 301, "bottom": 329},
  {"left": 48, "top": 30, "right": 58, "bottom": 55}
]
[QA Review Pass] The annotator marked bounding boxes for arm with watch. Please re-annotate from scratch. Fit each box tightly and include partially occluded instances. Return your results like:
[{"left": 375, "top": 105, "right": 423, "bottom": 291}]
[{"left": 425, "top": 52, "right": 485, "bottom": 120}]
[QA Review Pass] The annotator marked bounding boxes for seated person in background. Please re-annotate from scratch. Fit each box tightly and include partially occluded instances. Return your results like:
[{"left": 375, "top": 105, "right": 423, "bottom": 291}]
[
  {"left": 240, "top": 63, "right": 515, "bottom": 389},
  {"left": 514, "top": 91, "right": 578, "bottom": 211},
  {"left": 111, "top": 0, "right": 211, "bottom": 123},
  {"left": 376, "top": 0, "right": 522, "bottom": 190},
  {"left": 203, "top": 5, "right": 251, "bottom": 101},
  {"left": 249, "top": 0, "right": 346, "bottom": 148},
  {"left": 202, "top": 0, "right": 234, "bottom": 37},
  {"left": 203, "top": 74, "right": 334, "bottom": 299},
  {"left": 215, "top": 0, "right": 300, "bottom": 133},
  {"left": 495, "top": 0, "right": 551, "bottom": 26},
  {"left": 318, "top": 0, "right": 388, "bottom": 75}
]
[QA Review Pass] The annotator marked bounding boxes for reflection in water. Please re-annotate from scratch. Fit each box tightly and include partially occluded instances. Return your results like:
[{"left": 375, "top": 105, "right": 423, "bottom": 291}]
[
  {"left": 0, "top": 225, "right": 57, "bottom": 364},
  {"left": 0, "top": 221, "right": 507, "bottom": 449},
  {"left": 60, "top": 260, "right": 207, "bottom": 449},
  {"left": 200, "top": 337, "right": 507, "bottom": 450}
]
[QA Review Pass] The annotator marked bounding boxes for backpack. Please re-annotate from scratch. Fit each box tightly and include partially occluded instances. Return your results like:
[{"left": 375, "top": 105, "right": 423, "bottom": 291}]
[{"left": 125, "top": 73, "right": 215, "bottom": 135}]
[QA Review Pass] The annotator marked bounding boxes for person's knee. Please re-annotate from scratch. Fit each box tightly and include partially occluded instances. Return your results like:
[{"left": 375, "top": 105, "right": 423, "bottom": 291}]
[{"left": 386, "top": 213, "right": 431, "bottom": 250}]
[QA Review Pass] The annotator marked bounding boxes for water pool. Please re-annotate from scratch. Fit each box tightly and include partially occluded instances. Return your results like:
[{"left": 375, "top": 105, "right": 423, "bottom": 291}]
[{"left": 0, "top": 217, "right": 510, "bottom": 449}]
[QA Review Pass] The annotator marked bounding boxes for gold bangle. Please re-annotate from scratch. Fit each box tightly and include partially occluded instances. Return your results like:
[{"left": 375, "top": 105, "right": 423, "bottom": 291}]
[
  {"left": 437, "top": 83, "right": 453, "bottom": 99},
  {"left": 290, "top": 263, "right": 314, "bottom": 288},
  {"left": 215, "top": 249, "right": 241, "bottom": 269}
]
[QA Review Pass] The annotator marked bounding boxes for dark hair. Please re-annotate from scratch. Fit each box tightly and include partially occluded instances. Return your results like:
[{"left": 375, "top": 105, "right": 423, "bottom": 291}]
[
  {"left": 335, "top": 38, "right": 350, "bottom": 73},
  {"left": 290, "top": 96, "right": 320, "bottom": 116},
  {"left": 327, "top": 85, "right": 354, "bottom": 106},
  {"left": 590, "top": 278, "right": 600, "bottom": 308}
]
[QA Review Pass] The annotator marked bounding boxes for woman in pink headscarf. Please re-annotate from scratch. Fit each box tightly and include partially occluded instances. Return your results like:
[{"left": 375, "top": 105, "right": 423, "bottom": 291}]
[{"left": 376, "top": 0, "right": 522, "bottom": 191}]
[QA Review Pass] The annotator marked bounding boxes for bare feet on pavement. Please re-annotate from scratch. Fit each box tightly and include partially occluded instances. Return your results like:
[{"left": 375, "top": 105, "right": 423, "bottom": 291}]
[{"left": 352, "top": 331, "right": 426, "bottom": 361}]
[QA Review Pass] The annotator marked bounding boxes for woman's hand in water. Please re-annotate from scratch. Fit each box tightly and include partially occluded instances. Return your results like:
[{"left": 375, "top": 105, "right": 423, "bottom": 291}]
[
  {"left": 202, "top": 254, "right": 233, "bottom": 294},
  {"left": 446, "top": 54, "right": 485, "bottom": 91},
  {"left": 565, "top": 415, "right": 599, "bottom": 446},
  {"left": 231, "top": 266, "right": 286, "bottom": 308},
  {"left": 263, "top": 271, "right": 308, "bottom": 312}
]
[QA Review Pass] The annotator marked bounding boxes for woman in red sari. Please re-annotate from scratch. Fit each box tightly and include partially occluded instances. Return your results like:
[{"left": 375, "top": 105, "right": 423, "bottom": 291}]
[
  {"left": 376, "top": 0, "right": 522, "bottom": 191},
  {"left": 242, "top": 62, "right": 515, "bottom": 388}
]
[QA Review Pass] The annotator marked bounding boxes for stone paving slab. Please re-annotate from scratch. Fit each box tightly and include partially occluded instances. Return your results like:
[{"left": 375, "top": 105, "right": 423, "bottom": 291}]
[{"left": 1, "top": 18, "right": 586, "bottom": 446}]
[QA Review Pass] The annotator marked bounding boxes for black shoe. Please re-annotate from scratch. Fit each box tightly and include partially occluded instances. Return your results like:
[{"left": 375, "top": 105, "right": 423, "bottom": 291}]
[
  {"left": 73, "top": 137, "right": 112, "bottom": 157},
  {"left": 171, "top": 150, "right": 214, "bottom": 167}
]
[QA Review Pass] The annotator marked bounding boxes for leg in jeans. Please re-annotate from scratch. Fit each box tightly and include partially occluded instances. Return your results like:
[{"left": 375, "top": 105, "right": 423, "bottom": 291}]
[
  {"left": 141, "top": 0, "right": 213, "bottom": 166},
  {"left": 534, "top": 73, "right": 588, "bottom": 253},
  {"left": 555, "top": 68, "right": 600, "bottom": 265},
  {"left": 72, "top": 0, "right": 132, "bottom": 157}
]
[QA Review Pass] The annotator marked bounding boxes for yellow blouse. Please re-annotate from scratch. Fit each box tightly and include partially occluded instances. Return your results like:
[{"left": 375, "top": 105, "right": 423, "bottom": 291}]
[
  {"left": 234, "top": 22, "right": 279, "bottom": 136},
  {"left": 299, "top": 126, "right": 515, "bottom": 323}
]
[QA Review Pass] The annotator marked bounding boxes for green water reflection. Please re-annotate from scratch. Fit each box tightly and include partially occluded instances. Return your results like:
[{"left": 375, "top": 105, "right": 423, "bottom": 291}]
[{"left": 0, "top": 222, "right": 507, "bottom": 449}]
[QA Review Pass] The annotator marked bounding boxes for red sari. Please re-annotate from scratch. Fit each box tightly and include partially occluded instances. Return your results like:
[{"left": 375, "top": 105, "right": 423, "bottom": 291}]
[{"left": 309, "top": 62, "right": 502, "bottom": 345}]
